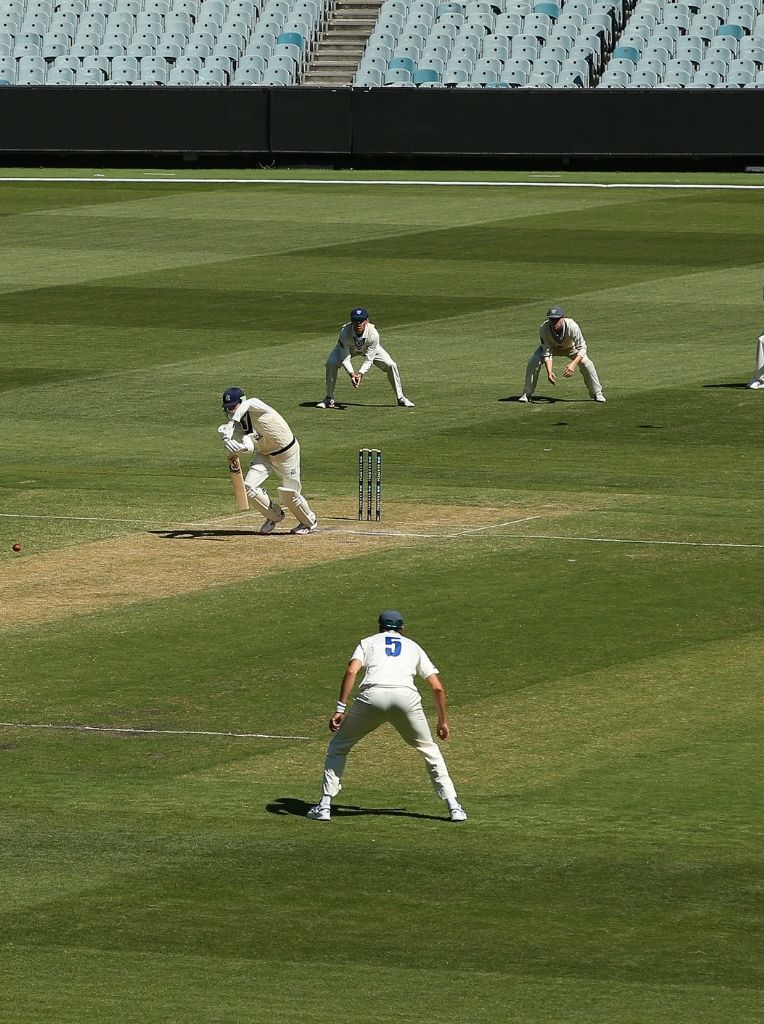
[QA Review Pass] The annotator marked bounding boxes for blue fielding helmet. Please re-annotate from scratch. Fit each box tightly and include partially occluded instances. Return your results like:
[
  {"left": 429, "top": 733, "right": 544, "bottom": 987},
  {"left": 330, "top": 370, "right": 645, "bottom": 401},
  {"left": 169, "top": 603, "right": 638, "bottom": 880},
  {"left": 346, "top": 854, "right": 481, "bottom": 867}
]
[{"left": 378, "top": 609, "right": 404, "bottom": 630}]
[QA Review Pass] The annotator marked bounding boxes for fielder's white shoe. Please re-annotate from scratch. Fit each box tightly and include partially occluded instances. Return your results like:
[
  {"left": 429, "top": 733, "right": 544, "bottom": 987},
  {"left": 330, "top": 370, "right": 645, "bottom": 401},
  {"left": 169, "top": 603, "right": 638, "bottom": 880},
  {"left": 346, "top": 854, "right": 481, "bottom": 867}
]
[
  {"left": 449, "top": 805, "right": 468, "bottom": 822},
  {"left": 518, "top": 394, "right": 530, "bottom": 403},
  {"left": 397, "top": 396, "right": 415, "bottom": 408},
  {"left": 317, "top": 397, "right": 336, "bottom": 408},
  {"left": 307, "top": 805, "right": 331, "bottom": 822},
  {"left": 594, "top": 394, "right": 607, "bottom": 403},
  {"left": 259, "top": 510, "right": 285, "bottom": 535},
  {"left": 748, "top": 381, "right": 763, "bottom": 389},
  {"left": 291, "top": 519, "right": 318, "bottom": 535}
]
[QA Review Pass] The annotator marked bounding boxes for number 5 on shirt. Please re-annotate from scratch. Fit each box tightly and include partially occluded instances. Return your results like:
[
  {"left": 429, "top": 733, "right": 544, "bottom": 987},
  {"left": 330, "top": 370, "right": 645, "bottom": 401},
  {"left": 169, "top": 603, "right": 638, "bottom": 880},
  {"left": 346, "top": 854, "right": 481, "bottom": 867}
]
[{"left": 385, "top": 636, "right": 402, "bottom": 657}]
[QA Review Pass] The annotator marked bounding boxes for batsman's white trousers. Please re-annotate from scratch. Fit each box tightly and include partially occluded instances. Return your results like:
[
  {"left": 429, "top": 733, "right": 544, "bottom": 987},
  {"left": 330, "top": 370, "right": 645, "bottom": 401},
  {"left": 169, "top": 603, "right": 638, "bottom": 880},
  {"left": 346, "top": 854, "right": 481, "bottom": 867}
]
[
  {"left": 245, "top": 441, "right": 303, "bottom": 493},
  {"left": 524, "top": 346, "right": 604, "bottom": 399},
  {"left": 320, "top": 687, "right": 457, "bottom": 802},
  {"left": 325, "top": 344, "right": 404, "bottom": 401},
  {"left": 751, "top": 334, "right": 764, "bottom": 386}
]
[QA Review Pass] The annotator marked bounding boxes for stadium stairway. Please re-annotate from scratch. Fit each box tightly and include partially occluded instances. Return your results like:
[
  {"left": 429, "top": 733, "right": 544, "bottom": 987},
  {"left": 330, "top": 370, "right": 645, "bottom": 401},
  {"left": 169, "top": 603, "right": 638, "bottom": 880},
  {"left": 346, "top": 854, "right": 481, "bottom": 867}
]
[{"left": 302, "top": 0, "right": 383, "bottom": 84}]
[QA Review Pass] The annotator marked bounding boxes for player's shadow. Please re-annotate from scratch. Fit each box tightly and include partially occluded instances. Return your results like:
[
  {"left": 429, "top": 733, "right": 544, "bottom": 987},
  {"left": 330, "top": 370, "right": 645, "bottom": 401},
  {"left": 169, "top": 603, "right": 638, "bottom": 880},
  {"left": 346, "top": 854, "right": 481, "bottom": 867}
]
[
  {"left": 498, "top": 395, "right": 577, "bottom": 403},
  {"left": 702, "top": 383, "right": 751, "bottom": 389},
  {"left": 266, "top": 796, "right": 446, "bottom": 822},
  {"left": 298, "top": 401, "right": 398, "bottom": 409},
  {"left": 150, "top": 529, "right": 291, "bottom": 541}
]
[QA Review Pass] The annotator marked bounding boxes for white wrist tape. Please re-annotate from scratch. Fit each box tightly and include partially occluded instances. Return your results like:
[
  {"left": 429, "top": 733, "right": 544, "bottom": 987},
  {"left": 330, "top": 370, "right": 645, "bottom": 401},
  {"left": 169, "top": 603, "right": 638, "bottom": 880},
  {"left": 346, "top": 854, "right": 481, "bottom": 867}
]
[{"left": 335, "top": 701, "right": 347, "bottom": 714}]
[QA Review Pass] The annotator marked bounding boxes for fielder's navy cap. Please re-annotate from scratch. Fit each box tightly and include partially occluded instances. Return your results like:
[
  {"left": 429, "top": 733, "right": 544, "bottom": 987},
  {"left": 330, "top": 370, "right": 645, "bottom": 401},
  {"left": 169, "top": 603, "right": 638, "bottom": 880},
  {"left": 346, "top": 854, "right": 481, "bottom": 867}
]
[
  {"left": 547, "top": 306, "right": 566, "bottom": 319},
  {"left": 222, "top": 387, "right": 245, "bottom": 408},
  {"left": 351, "top": 307, "right": 369, "bottom": 322},
  {"left": 378, "top": 609, "right": 404, "bottom": 629}
]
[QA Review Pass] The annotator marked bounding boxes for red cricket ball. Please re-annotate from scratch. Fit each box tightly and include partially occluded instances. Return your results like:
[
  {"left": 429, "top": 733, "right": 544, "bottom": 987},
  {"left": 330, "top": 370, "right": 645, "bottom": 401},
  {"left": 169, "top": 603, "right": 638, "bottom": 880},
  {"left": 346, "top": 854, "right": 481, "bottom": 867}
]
[{"left": 12, "top": 543, "right": 21, "bottom": 552}]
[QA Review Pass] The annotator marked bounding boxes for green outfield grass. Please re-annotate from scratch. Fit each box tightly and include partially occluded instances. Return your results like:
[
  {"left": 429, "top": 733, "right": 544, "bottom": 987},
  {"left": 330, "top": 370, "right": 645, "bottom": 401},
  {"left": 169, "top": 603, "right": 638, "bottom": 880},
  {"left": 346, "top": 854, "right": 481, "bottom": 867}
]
[{"left": 0, "top": 170, "right": 761, "bottom": 1024}]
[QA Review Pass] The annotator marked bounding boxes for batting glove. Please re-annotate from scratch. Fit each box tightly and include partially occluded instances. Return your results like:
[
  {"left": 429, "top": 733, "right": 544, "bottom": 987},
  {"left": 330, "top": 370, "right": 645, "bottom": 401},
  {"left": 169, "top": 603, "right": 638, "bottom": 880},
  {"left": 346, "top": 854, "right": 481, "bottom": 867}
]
[{"left": 218, "top": 422, "right": 235, "bottom": 439}]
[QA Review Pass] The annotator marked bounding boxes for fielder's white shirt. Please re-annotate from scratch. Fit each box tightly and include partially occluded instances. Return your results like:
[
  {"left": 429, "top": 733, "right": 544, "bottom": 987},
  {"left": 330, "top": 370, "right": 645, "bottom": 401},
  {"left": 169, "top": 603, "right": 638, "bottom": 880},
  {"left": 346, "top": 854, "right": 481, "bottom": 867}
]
[
  {"left": 337, "top": 321, "right": 381, "bottom": 376},
  {"left": 539, "top": 317, "right": 588, "bottom": 358},
  {"left": 352, "top": 630, "right": 439, "bottom": 692},
  {"left": 229, "top": 396, "right": 294, "bottom": 455}
]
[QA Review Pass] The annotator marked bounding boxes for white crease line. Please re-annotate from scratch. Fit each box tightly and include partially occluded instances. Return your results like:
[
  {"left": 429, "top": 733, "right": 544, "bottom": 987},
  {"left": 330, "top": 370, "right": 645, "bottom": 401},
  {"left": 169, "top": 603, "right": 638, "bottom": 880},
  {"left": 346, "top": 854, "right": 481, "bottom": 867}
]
[
  {"left": 456, "top": 515, "right": 543, "bottom": 536},
  {"left": 0, "top": 511, "right": 189, "bottom": 525},
  {"left": 0, "top": 510, "right": 254, "bottom": 528},
  {"left": 3, "top": 511, "right": 759, "bottom": 548},
  {"left": 0, "top": 176, "right": 763, "bottom": 191},
  {"left": 504, "top": 532, "right": 764, "bottom": 550},
  {"left": 323, "top": 515, "right": 543, "bottom": 539},
  {"left": 0, "top": 722, "right": 310, "bottom": 740}
]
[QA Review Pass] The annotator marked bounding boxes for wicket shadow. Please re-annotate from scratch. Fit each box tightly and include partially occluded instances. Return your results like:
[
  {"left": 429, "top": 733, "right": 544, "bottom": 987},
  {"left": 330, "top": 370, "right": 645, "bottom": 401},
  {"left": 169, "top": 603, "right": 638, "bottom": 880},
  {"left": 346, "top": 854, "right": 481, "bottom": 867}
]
[
  {"left": 702, "top": 383, "right": 751, "bottom": 389},
  {"left": 266, "top": 796, "right": 447, "bottom": 822}
]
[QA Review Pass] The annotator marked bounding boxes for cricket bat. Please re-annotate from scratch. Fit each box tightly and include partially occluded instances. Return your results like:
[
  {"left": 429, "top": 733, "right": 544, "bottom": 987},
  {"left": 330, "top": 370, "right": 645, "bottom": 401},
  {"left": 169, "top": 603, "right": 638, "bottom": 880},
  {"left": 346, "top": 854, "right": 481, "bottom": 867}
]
[{"left": 228, "top": 456, "right": 249, "bottom": 511}]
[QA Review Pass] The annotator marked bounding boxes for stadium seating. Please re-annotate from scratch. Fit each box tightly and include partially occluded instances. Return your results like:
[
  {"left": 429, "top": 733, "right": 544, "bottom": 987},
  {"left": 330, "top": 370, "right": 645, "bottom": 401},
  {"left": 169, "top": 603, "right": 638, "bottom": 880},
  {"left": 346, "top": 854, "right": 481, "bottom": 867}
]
[
  {"left": 0, "top": 0, "right": 325, "bottom": 84},
  {"left": 3, "top": 0, "right": 764, "bottom": 88}
]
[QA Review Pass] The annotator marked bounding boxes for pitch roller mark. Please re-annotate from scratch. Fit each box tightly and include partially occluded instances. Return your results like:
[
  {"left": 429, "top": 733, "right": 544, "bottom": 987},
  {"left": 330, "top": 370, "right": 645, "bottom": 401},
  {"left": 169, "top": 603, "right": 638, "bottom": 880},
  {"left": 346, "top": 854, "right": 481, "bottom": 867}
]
[{"left": 0, "top": 722, "right": 311, "bottom": 740}]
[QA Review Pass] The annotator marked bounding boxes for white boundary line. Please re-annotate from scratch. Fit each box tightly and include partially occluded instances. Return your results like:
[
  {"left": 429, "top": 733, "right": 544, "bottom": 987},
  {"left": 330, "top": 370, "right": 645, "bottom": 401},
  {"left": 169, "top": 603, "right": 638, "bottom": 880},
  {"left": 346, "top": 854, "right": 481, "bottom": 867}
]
[
  {"left": 0, "top": 722, "right": 310, "bottom": 740},
  {"left": 0, "top": 175, "right": 763, "bottom": 191}
]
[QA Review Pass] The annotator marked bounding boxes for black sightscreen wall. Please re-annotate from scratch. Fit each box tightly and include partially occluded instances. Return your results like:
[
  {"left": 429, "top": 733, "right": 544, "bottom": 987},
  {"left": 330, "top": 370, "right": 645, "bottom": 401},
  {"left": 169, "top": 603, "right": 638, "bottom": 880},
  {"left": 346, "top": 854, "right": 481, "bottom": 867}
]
[{"left": 0, "top": 87, "right": 761, "bottom": 159}]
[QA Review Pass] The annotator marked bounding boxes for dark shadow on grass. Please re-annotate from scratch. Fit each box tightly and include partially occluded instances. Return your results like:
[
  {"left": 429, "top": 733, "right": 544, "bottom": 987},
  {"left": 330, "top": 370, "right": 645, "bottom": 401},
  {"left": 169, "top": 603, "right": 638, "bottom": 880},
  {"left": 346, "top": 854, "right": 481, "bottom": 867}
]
[
  {"left": 498, "top": 394, "right": 580, "bottom": 403},
  {"left": 299, "top": 401, "right": 347, "bottom": 410},
  {"left": 335, "top": 401, "right": 402, "bottom": 409},
  {"left": 298, "top": 400, "right": 402, "bottom": 409},
  {"left": 702, "top": 383, "right": 751, "bottom": 389},
  {"left": 266, "top": 796, "right": 446, "bottom": 822},
  {"left": 150, "top": 529, "right": 292, "bottom": 540}
]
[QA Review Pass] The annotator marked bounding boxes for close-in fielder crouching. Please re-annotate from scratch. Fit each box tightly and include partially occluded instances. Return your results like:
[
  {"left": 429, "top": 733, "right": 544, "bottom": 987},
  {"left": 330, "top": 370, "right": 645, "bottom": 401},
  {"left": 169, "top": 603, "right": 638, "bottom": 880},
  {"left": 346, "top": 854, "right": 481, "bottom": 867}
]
[
  {"left": 307, "top": 610, "right": 467, "bottom": 823},
  {"left": 218, "top": 387, "right": 318, "bottom": 535}
]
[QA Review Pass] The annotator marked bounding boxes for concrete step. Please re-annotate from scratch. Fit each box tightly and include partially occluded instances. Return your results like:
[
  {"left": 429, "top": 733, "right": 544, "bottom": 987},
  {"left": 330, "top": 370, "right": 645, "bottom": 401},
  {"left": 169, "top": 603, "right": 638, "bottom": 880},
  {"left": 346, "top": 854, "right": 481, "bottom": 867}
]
[
  {"left": 311, "top": 58, "right": 360, "bottom": 69},
  {"left": 303, "top": 74, "right": 353, "bottom": 84},
  {"left": 317, "top": 46, "right": 365, "bottom": 57},
  {"left": 303, "top": 0, "right": 382, "bottom": 87}
]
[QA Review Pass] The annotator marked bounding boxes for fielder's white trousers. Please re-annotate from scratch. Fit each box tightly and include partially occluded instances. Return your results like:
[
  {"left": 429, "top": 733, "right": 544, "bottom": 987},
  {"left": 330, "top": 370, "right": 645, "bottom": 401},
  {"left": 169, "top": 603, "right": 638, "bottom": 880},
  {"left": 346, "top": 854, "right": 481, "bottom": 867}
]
[
  {"left": 751, "top": 334, "right": 764, "bottom": 386},
  {"left": 524, "top": 345, "right": 604, "bottom": 399},
  {"left": 320, "top": 687, "right": 457, "bottom": 803},
  {"left": 325, "top": 344, "right": 404, "bottom": 401}
]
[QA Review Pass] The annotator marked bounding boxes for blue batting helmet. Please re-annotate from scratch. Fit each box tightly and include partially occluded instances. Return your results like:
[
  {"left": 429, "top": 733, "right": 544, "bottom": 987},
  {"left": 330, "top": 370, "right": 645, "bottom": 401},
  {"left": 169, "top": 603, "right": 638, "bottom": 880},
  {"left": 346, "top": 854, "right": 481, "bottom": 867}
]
[{"left": 222, "top": 387, "right": 245, "bottom": 409}]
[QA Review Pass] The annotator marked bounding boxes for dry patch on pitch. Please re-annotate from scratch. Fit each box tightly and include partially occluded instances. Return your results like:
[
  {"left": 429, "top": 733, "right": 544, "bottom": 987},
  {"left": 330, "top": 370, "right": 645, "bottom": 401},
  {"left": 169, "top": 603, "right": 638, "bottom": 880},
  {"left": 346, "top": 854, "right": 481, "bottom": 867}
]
[{"left": 0, "top": 500, "right": 540, "bottom": 628}]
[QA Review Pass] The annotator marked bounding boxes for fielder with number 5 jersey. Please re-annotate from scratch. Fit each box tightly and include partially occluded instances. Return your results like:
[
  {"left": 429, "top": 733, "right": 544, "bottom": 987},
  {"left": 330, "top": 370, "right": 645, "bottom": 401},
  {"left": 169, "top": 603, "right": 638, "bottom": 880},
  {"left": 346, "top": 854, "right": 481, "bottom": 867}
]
[{"left": 307, "top": 610, "right": 467, "bottom": 823}]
